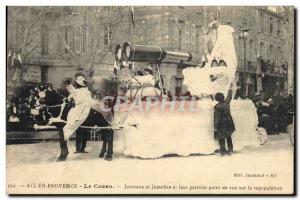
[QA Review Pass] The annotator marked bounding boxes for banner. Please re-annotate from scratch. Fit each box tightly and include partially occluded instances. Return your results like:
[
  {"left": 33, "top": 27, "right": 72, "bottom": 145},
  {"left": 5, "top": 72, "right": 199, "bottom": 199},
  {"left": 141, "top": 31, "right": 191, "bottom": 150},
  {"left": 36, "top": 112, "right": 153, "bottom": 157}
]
[{"left": 23, "top": 65, "right": 41, "bottom": 82}]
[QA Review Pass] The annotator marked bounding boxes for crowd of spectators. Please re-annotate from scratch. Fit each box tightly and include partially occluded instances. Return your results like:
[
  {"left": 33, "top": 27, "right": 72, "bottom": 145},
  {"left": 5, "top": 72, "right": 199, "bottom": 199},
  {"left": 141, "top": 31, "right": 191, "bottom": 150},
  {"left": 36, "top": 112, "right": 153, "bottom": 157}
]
[
  {"left": 6, "top": 83, "right": 65, "bottom": 131},
  {"left": 250, "top": 93, "right": 294, "bottom": 135}
]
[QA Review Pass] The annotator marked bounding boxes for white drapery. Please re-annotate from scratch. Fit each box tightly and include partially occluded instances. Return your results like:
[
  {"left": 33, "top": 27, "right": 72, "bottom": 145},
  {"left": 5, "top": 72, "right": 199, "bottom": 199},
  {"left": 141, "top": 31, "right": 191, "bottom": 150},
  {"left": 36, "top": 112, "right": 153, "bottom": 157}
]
[{"left": 183, "top": 25, "right": 238, "bottom": 96}]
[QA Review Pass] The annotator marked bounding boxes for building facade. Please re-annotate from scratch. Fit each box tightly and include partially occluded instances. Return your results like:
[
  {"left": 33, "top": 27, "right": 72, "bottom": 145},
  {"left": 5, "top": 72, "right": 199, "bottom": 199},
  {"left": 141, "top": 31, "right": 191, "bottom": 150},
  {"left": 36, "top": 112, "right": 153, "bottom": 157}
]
[
  {"left": 7, "top": 6, "right": 292, "bottom": 97},
  {"left": 210, "top": 6, "right": 289, "bottom": 97},
  {"left": 128, "top": 6, "right": 204, "bottom": 96}
]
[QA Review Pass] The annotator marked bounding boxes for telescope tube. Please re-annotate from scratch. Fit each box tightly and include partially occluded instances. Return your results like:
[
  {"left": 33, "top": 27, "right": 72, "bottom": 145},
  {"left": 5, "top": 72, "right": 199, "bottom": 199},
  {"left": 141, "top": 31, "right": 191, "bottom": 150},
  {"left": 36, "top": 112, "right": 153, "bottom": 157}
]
[
  {"left": 118, "top": 42, "right": 193, "bottom": 63},
  {"left": 122, "top": 42, "right": 164, "bottom": 63}
]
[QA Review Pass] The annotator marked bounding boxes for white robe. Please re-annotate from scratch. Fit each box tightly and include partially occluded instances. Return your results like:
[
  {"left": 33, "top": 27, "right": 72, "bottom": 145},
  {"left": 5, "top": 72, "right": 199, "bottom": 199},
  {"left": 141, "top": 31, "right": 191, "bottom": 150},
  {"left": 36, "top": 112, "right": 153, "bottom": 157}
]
[
  {"left": 126, "top": 74, "right": 161, "bottom": 99},
  {"left": 63, "top": 87, "right": 93, "bottom": 140}
]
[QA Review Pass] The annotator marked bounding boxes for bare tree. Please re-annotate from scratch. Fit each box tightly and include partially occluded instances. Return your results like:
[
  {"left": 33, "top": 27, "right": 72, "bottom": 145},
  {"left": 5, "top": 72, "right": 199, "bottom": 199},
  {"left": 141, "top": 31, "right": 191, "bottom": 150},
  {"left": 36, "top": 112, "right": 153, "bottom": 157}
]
[
  {"left": 7, "top": 7, "right": 54, "bottom": 59},
  {"left": 7, "top": 6, "right": 167, "bottom": 89},
  {"left": 7, "top": 7, "right": 55, "bottom": 86}
]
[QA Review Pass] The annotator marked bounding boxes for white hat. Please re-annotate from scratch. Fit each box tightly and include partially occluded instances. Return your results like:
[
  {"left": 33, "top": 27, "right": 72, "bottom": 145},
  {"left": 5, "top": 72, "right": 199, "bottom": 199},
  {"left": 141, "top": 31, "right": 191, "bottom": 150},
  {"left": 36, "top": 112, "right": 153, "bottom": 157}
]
[
  {"left": 38, "top": 91, "right": 46, "bottom": 98},
  {"left": 144, "top": 66, "right": 153, "bottom": 73},
  {"left": 75, "top": 76, "right": 87, "bottom": 86},
  {"left": 267, "top": 98, "right": 273, "bottom": 103}
]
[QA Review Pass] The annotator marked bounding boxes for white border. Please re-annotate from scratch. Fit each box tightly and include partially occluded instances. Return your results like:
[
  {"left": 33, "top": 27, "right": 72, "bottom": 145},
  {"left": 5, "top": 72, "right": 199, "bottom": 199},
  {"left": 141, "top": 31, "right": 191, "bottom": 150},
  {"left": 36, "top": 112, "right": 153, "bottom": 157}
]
[{"left": 0, "top": 1, "right": 299, "bottom": 199}]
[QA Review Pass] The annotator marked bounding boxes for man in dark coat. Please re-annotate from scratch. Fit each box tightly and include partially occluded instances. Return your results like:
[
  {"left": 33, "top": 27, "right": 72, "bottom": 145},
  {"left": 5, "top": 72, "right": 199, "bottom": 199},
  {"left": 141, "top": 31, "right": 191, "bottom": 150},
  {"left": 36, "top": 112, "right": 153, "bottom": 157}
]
[
  {"left": 214, "top": 83, "right": 235, "bottom": 156},
  {"left": 75, "top": 128, "right": 90, "bottom": 153}
]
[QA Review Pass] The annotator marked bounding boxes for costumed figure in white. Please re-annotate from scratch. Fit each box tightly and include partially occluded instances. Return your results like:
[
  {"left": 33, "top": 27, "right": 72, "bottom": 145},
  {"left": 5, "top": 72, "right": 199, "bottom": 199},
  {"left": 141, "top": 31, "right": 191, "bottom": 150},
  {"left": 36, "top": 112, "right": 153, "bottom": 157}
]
[
  {"left": 183, "top": 24, "right": 238, "bottom": 97},
  {"left": 53, "top": 75, "right": 114, "bottom": 161},
  {"left": 205, "top": 13, "right": 219, "bottom": 56},
  {"left": 126, "top": 67, "right": 161, "bottom": 100},
  {"left": 63, "top": 75, "right": 94, "bottom": 141}
]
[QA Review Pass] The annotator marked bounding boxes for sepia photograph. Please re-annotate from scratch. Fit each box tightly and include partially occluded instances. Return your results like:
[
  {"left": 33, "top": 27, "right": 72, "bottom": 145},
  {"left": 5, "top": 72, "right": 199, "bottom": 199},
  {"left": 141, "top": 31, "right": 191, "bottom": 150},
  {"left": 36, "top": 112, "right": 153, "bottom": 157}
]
[{"left": 5, "top": 5, "right": 295, "bottom": 195}]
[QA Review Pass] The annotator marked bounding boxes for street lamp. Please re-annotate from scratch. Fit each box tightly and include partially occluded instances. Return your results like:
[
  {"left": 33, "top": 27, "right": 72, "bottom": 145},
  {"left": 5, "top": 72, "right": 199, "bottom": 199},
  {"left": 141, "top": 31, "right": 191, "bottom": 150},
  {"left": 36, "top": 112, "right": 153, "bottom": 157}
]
[{"left": 238, "top": 28, "right": 249, "bottom": 99}]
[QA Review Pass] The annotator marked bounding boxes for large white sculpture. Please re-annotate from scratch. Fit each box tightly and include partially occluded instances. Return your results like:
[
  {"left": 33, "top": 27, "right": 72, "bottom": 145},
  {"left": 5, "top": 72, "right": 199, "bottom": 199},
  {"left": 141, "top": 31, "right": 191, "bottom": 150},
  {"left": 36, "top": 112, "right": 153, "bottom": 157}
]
[
  {"left": 112, "top": 24, "right": 260, "bottom": 158},
  {"left": 183, "top": 25, "right": 238, "bottom": 96}
]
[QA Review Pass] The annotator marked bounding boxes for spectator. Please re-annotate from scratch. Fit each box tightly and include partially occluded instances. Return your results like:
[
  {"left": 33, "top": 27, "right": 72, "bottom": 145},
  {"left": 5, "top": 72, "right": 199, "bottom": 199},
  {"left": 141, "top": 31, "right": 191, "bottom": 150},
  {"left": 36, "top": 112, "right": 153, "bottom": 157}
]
[
  {"left": 167, "top": 91, "right": 173, "bottom": 101},
  {"left": 6, "top": 83, "right": 60, "bottom": 128},
  {"left": 9, "top": 113, "right": 20, "bottom": 123}
]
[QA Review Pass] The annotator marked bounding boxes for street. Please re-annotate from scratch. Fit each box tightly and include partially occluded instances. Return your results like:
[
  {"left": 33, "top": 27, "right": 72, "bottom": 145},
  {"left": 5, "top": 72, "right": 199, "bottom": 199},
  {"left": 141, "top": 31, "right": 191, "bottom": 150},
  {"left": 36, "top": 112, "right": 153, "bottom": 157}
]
[{"left": 6, "top": 133, "right": 294, "bottom": 194}]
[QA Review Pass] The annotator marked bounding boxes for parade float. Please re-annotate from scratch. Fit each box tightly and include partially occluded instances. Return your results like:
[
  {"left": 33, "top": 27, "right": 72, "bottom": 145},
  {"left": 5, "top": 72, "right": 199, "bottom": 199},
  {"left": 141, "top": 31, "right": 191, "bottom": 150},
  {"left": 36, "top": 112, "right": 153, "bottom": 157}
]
[
  {"left": 111, "top": 24, "right": 261, "bottom": 159},
  {"left": 33, "top": 24, "right": 262, "bottom": 159}
]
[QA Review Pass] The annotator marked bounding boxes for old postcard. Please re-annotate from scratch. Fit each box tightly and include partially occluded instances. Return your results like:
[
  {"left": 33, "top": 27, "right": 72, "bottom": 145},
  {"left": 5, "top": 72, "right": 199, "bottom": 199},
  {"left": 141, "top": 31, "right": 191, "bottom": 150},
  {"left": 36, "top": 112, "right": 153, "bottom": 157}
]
[{"left": 6, "top": 6, "right": 295, "bottom": 195}]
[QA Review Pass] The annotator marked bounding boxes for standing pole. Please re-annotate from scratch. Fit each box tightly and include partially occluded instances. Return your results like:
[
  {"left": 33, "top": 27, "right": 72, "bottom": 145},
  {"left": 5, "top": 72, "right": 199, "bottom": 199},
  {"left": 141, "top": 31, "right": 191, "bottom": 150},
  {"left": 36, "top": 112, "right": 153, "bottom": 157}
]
[
  {"left": 243, "top": 35, "right": 247, "bottom": 99},
  {"left": 156, "top": 63, "right": 163, "bottom": 94},
  {"left": 130, "top": 6, "right": 134, "bottom": 46}
]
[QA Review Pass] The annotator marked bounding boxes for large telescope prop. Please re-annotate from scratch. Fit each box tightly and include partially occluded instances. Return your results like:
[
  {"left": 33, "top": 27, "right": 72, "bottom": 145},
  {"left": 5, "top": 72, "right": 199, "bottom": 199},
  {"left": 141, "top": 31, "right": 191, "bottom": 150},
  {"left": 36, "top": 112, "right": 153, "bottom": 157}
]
[
  {"left": 115, "top": 42, "right": 193, "bottom": 64},
  {"left": 115, "top": 42, "right": 196, "bottom": 94}
]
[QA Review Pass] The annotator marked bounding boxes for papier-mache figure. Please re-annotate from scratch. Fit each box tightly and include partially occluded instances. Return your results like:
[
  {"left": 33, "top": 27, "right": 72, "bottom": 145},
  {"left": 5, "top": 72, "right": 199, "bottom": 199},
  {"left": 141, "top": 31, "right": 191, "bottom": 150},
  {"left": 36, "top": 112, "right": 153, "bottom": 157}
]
[
  {"left": 206, "top": 13, "right": 220, "bottom": 55},
  {"left": 183, "top": 24, "right": 238, "bottom": 97}
]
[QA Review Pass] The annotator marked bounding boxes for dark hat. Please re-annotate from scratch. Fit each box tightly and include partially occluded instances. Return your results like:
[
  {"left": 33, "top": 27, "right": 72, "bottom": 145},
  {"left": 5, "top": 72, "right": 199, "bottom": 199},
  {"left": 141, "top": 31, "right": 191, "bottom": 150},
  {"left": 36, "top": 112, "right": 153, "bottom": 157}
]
[
  {"left": 215, "top": 92, "right": 225, "bottom": 102},
  {"left": 136, "top": 70, "right": 143, "bottom": 76},
  {"left": 211, "top": 59, "right": 218, "bottom": 67},
  {"left": 218, "top": 59, "right": 227, "bottom": 67}
]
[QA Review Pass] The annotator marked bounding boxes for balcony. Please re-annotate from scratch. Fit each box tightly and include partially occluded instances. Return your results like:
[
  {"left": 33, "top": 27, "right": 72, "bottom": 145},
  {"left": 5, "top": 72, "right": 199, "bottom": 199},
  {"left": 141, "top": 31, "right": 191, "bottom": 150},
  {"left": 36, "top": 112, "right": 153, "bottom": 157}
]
[
  {"left": 236, "top": 60, "right": 257, "bottom": 73},
  {"left": 262, "top": 67, "right": 287, "bottom": 77},
  {"left": 260, "top": 59, "right": 288, "bottom": 77}
]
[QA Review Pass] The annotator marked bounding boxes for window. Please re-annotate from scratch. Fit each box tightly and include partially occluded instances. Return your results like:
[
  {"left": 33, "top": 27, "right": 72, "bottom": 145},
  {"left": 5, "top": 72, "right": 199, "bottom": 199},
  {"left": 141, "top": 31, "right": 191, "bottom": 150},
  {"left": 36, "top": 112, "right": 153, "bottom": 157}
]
[
  {"left": 178, "top": 30, "right": 182, "bottom": 50},
  {"left": 69, "top": 26, "right": 74, "bottom": 52},
  {"left": 90, "top": 38, "right": 94, "bottom": 54},
  {"left": 95, "top": 7, "right": 102, "bottom": 13},
  {"left": 258, "top": 13, "right": 263, "bottom": 32},
  {"left": 195, "top": 34, "right": 199, "bottom": 53},
  {"left": 81, "top": 25, "right": 87, "bottom": 53},
  {"left": 190, "top": 25, "right": 197, "bottom": 52},
  {"left": 269, "top": 44, "right": 274, "bottom": 65},
  {"left": 174, "top": 28, "right": 178, "bottom": 50},
  {"left": 64, "top": 26, "right": 73, "bottom": 53},
  {"left": 270, "top": 17, "right": 273, "bottom": 35},
  {"left": 191, "top": 27, "right": 195, "bottom": 51},
  {"left": 104, "top": 6, "right": 113, "bottom": 11},
  {"left": 185, "top": 25, "right": 191, "bottom": 51},
  {"left": 277, "top": 19, "right": 281, "bottom": 37},
  {"left": 64, "top": 26, "right": 69, "bottom": 54},
  {"left": 276, "top": 46, "right": 281, "bottom": 65},
  {"left": 16, "top": 23, "right": 26, "bottom": 49},
  {"left": 74, "top": 25, "right": 81, "bottom": 54},
  {"left": 259, "top": 42, "right": 264, "bottom": 58},
  {"left": 41, "top": 24, "right": 49, "bottom": 55},
  {"left": 72, "top": 6, "right": 81, "bottom": 15},
  {"left": 103, "top": 25, "right": 110, "bottom": 46},
  {"left": 266, "top": 44, "right": 269, "bottom": 60},
  {"left": 247, "top": 61, "right": 252, "bottom": 71},
  {"left": 174, "top": 28, "right": 183, "bottom": 50},
  {"left": 263, "top": 15, "right": 267, "bottom": 34}
]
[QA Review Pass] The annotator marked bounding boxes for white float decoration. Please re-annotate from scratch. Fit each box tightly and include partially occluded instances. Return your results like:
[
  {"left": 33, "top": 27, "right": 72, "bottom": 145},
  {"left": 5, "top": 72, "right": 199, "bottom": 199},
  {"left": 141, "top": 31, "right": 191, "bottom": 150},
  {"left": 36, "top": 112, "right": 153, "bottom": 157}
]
[{"left": 111, "top": 24, "right": 260, "bottom": 158}]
